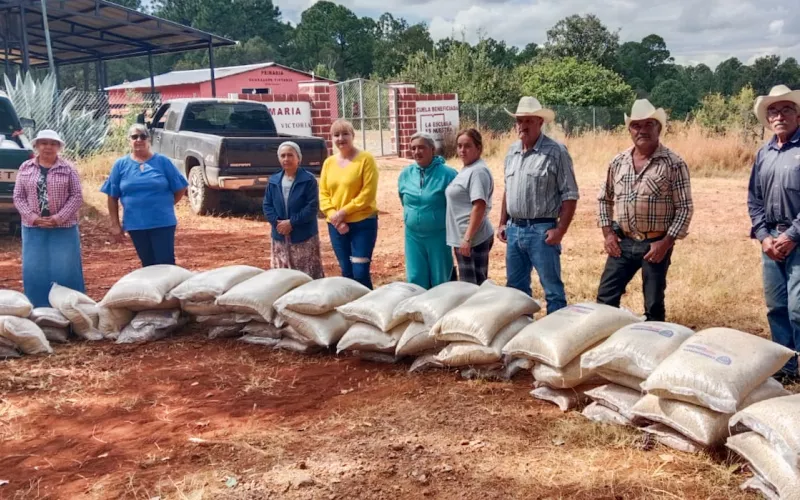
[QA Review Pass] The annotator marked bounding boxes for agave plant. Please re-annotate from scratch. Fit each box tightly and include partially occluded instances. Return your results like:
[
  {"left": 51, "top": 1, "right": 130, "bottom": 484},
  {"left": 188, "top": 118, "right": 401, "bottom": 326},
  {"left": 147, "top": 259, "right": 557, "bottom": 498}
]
[{"left": 3, "top": 71, "right": 109, "bottom": 158}]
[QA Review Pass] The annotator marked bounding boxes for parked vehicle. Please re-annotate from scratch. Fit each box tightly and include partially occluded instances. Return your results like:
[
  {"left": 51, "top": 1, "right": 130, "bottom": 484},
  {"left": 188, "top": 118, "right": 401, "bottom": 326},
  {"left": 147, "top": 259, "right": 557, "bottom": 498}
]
[
  {"left": 141, "top": 99, "right": 328, "bottom": 215},
  {"left": 0, "top": 91, "right": 35, "bottom": 233}
]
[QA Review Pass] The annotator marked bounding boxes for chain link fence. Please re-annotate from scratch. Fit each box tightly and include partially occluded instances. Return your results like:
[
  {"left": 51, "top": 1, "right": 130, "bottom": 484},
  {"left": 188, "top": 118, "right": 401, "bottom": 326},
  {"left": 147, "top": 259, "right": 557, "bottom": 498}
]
[
  {"left": 333, "top": 79, "right": 396, "bottom": 157},
  {"left": 459, "top": 103, "right": 626, "bottom": 135}
]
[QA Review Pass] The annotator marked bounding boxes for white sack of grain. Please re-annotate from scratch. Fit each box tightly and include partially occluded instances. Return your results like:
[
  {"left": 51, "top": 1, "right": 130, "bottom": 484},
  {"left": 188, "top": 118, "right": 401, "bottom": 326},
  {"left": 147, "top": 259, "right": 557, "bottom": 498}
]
[
  {"left": 632, "top": 378, "right": 789, "bottom": 448},
  {"left": 532, "top": 356, "right": 603, "bottom": 390},
  {"left": 435, "top": 317, "right": 531, "bottom": 367},
  {"left": 530, "top": 384, "right": 595, "bottom": 412},
  {"left": 48, "top": 284, "right": 102, "bottom": 340},
  {"left": 581, "top": 322, "right": 694, "bottom": 379},
  {"left": 0, "top": 290, "right": 33, "bottom": 317},
  {"left": 726, "top": 432, "right": 800, "bottom": 499},
  {"left": 740, "top": 475, "right": 780, "bottom": 500},
  {"left": 0, "top": 316, "right": 52, "bottom": 354},
  {"left": 0, "top": 336, "right": 21, "bottom": 358},
  {"left": 503, "top": 303, "right": 639, "bottom": 367},
  {"left": 393, "top": 281, "right": 479, "bottom": 326},
  {"left": 431, "top": 281, "right": 540, "bottom": 346},
  {"left": 194, "top": 313, "right": 261, "bottom": 327},
  {"left": 460, "top": 358, "right": 534, "bottom": 381},
  {"left": 29, "top": 307, "right": 70, "bottom": 328},
  {"left": 274, "top": 337, "right": 324, "bottom": 354},
  {"left": 354, "top": 351, "right": 405, "bottom": 364},
  {"left": 274, "top": 277, "right": 370, "bottom": 316},
  {"left": 116, "top": 309, "right": 183, "bottom": 344},
  {"left": 582, "top": 402, "right": 633, "bottom": 426},
  {"left": 215, "top": 269, "right": 311, "bottom": 322},
  {"left": 41, "top": 326, "right": 69, "bottom": 344},
  {"left": 409, "top": 352, "right": 445, "bottom": 373},
  {"left": 337, "top": 282, "right": 425, "bottom": 331},
  {"left": 168, "top": 265, "right": 263, "bottom": 302},
  {"left": 279, "top": 309, "right": 352, "bottom": 347},
  {"left": 396, "top": 321, "right": 443, "bottom": 357},
  {"left": 730, "top": 394, "right": 800, "bottom": 469},
  {"left": 643, "top": 424, "right": 703, "bottom": 453},
  {"left": 584, "top": 384, "right": 644, "bottom": 422},
  {"left": 181, "top": 300, "right": 229, "bottom": 316},
  {"left": 240, "top": 335, "right": 281, "bottom": 347},
  {"left": 208, "top": 325, "right": 245, "bottom": 339},
  {"left": 240, "top": 322, "right": 283, "bottom": 339},
  {"left": 595, "top": 368, "right": 645, "bottom": 392},
  {"left": 640, "top": 328, "right": 796, "bottom": 413},
  {"left": 337, "top": 321, "right": 409, "bottom": 354},
  {"left": 97, "top": 306, "right": 134, "bottom": 339},
  {"left": 100, "top": 265, "right": 194, "bottom": 310}
]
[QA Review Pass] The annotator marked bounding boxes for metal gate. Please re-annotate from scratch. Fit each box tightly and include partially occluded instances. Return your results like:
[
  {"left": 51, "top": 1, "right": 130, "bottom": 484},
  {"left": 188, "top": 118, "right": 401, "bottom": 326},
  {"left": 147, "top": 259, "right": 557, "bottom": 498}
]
[{"left": 332, "top": 78, "right": 397, "bottom": 157}]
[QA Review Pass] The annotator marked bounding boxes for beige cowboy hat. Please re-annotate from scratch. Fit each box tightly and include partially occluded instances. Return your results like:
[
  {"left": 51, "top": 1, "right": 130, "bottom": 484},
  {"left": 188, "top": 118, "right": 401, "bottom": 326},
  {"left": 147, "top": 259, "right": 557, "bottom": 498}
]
[
  {"left": 625, "top": 99, "right": 667, "bottom": 130},
  {"left": 504, "top": 96, "right": 555, "bottom": 123},
  {"left": 754, "top": 85, "right": 800, "bottom": 130}
]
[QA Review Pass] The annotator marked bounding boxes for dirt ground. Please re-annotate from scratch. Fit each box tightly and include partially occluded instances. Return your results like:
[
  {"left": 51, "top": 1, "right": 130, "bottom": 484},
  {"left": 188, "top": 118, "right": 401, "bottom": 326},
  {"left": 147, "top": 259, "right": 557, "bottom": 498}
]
[{"left": 0, "top": 156, "right": 783, "bottom": 499}]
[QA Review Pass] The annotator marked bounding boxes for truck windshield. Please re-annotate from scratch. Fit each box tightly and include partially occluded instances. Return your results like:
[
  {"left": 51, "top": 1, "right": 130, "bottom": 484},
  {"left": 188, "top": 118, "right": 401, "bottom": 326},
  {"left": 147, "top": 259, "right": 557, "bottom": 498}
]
[
  {"left": 0, "top": 99, "right": 21, "bottom": 137},
  {"left": 182, "top": 102, "right": 276, "bottom": 134}
]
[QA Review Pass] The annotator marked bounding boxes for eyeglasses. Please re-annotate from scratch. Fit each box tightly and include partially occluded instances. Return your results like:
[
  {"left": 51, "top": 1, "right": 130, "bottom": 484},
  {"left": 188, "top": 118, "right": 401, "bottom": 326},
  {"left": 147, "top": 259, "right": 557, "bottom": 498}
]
[
  {"left": 130, "top": 134, "right": 149, "bottom": 140},
  {"left": 767, "top": 106, "right": 798, "bottom": 118}
]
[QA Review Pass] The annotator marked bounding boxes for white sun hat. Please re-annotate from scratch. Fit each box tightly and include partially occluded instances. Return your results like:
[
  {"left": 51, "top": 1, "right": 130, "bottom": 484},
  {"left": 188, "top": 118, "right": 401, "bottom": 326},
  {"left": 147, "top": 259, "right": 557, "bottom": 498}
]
[
  {"left": 625, "top": 99, "right": 667, "bottom": 130},
  {"left": 504, "top": 96, "right": 556, "bottom": 123},
  {"left": 31, "top": 129, "right": 65, "bottom": 147},
  {"left": 753, "top": 84, "right": 800, "bottom": 130}
]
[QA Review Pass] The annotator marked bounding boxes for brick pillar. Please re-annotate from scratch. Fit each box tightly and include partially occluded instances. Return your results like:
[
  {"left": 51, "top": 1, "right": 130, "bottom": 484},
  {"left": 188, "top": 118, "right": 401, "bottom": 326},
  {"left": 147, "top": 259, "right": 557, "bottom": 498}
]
[
  {"left": 299, "top": 81, "right": 334, "bottom": 156},
  {"left": 388, "top": 83, "right": 417, "bottom": 159}
]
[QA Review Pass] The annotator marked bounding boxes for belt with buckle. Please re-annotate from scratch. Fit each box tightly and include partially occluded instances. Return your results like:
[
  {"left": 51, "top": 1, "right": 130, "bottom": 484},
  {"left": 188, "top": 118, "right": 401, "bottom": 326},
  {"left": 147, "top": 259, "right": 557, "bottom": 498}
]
[
  {"left": 625, "top": 230, "right": 666, "bottom": 241},
  {"left": 510, "top": 217, "right": 557, "bottom": 227}
]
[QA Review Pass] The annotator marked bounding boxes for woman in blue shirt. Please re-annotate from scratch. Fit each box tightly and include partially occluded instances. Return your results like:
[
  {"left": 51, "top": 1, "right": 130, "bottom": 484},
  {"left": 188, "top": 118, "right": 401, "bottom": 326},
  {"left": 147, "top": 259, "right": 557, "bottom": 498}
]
[
  {"left": 101, "top": 124, "right": 189, "bottom": 267},
  {"left": 398, "top": 132, "right": 458, "bottom": 289},
  {"left": 263, "top": 141, "right": 324, "bottom": 278}
]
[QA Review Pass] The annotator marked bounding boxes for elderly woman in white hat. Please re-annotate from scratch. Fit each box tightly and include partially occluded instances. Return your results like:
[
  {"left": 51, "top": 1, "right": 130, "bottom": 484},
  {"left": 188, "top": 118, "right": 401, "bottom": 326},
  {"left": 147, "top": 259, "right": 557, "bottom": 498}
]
[
  {"left": 263, "top": 141, "right": 324, "bottom": 278},
  {"left": 498, "top": 96, "right": 579, "bottom": 313},
  {"left": 596, "top": 99, "right": 693, "bottom": 322},
  {"left": 747, "top": 84, "right": 800, "bottom": 384},
  {"left": 12, "top": 129, "right": 85, "bottom": 306}
]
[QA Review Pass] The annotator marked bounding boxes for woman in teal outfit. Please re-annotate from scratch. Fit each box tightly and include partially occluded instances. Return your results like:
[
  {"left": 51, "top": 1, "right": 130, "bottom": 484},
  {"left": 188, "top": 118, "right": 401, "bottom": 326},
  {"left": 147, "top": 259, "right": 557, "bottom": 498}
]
[{"left": 398, "top": 133, "right": 458, "bottom": 289}]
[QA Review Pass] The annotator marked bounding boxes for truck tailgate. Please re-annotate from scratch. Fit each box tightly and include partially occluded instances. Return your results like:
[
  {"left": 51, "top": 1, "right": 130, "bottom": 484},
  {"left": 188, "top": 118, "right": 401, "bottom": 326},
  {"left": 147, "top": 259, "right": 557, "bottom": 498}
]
[
  {"left": 219, "top": 137, "right": 326, "bottom": 176},
  {"left": 0, "top": 149, "right": 32, "bottom": 200}
]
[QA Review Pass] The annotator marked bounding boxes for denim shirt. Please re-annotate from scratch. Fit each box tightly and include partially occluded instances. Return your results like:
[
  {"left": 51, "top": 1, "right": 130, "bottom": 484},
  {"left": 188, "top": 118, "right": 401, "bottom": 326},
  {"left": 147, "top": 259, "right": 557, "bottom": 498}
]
[{"left": 748, "top": 127, "right": 800, "bottom": 242}]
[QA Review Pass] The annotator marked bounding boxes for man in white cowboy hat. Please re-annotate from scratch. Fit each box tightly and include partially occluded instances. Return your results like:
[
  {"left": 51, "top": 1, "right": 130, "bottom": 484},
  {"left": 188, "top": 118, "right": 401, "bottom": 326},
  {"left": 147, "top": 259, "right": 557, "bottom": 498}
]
[
  {"left": 596, "top": 99, "right": 693, "bottom": 321},
  {"left": 747, "top": 84, "right": 800, "bottom": 383},
  {"left": 498, "top": 96, "right": 579, "bottom": 314}
]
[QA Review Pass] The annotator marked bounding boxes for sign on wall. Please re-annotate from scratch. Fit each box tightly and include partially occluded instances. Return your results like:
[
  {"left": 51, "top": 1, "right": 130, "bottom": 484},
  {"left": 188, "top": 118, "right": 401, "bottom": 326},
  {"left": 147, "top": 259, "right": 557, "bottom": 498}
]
[
  {"left": 265, "top": 101, "right": 313, "bottom": 136},
  {"left": 416, "top": 99, "right": 460, "bottom": 145}
]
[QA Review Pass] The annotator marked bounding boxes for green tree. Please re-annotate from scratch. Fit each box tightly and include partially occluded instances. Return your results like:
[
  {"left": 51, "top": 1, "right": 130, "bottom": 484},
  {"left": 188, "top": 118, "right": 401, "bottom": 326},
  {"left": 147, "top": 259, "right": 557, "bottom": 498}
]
[
  {"left": 694, "top": 86, "right": 759, "bottom": 136},
  {"left": 372, "top": 13, "right": 433, "bottom": 79},
  {"left": 477, "top": 38, "right": 519, "bottom": 69},
  {"left": 514, "top": 57, "right": 634, "bottom": 107},
  {"left": 542, "top": 14, "right": 619, "bottom": 68},
  {"left": 649, "top": 79, "right": 696, "bottom": 119},
  {"left": 515, "top": 43, "right": 540, "bottom": 65},
  {"left": 172, "top": 36, "right": 278, "bottom": 70},
  {"left": 713, "top": 57, "right": 750, "bottom": 96},
  {"left": 615, "top": 34, "right": 674, "bottom": 93}
]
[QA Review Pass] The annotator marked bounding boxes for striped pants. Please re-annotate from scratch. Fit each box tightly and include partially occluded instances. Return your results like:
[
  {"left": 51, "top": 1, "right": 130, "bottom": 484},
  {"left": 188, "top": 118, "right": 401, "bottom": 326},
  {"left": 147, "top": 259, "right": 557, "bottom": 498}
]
[{"left": 453, "top": 236, "right": 494, "bottom": 285}]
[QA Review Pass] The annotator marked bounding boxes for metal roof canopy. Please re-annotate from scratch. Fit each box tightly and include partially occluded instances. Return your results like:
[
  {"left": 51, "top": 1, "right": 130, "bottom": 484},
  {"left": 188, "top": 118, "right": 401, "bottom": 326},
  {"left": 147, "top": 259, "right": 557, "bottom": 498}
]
[{"left": 0, "top": 0, "right": 235, "bottom": 94}]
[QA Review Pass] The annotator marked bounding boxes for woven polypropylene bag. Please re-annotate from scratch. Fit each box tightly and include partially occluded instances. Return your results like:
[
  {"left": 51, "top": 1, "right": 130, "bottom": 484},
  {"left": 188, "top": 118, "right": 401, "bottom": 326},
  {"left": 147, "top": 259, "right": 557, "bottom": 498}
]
[
  {"left": 97, "top": 306, "right": 134, "bottom": 339},
  {"left": 740, "top": 475, "right": 780, "bottom": 500},
  {"left": 100, "top": 265, "right": 194, "bottom": 310},
  {"left": 581, "top": 322, "right": 694, "bottom": 379},
  {"left": 582, "top": 402, "right": 633, "bottom": 426},
  {"left": 274, "top": 337, "right": 323, "bottom": 354},
  {"left": 393, "top": 281, "right": 479, "bottom": 326},
  {"left": 274, "top": 277, "right": 370, "bottom": 316},
  {"left": 396, "top": 322, "right": 443, "bottom": 357},
  {"left": 596, "top": 368, "right": 645, "bottom": 392},
  {"left": 0, "top": 290, "right": 33, "bottom": 317},
  {"left": 168, "top": 265, "right": 264, "bottom": 302},
  {"left": 726, "top": 432, "right": 800, "bottom": 500},
  {"left": 240, "top": 322, "right": 283, "bottom": 339},
  {"left": 216, "top": 269, "right": 312, "bottom": 322},
  {"left": 0, "top": 336, "right": 21, "bottom": 358},
  {"left": 431, "top": 281, "right": 540, "bottom": 346},
  {"left": 640, "top": 328, "right": 796, "bottom": 413},
  {"left": 41, "top": 326, "right": 69, "bottom": 344},
  {"left": 730, "top": 394, "right": 800, "bottom": 469},
  {"left": 279, "top": 309, "right": 352, "bottom": 347},
  {"left": 530, "top": 384, "right": 595, "bottom": 412},
  {"left": 584, "top": 384, "right": 644, "bottom": 422},
  {"left": 49, "top": 284, "right": 102, "bottom": 340},
  {"left": 337, "top": 282, "right": 425, "bottom": 332},
  {"left": 532, "top": 356, "right": 602, "bottom": 390},
  {"left": 632, "top": 378, "right": 789, "bottom": 447},
  {"left": 0, "top": 316, "right": 52, "bottom": 354},
  {"left": 435, "top": 317, "right": 531, "bottom": 367},
  {"left": 643, "top": 424, "right": 703, "bottom": 453},
  {"left": 337, "top": 321, "right": 409, "bottom": 354},
  {"left": 503, "top": 303, "right": 639, "bottom": 367},
  {"left": 29, "top": 307, "right": 70, "bottom": 328}
]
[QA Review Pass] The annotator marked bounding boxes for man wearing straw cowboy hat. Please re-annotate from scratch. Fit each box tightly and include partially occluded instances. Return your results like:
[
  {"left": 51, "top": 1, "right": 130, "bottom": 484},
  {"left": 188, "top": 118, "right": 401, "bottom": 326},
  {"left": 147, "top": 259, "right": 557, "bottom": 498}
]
[
  {"left": 748, "top": 84, "right": 800, "bottom": 383},
  {"left": 596, "top": 99, "right": 693, "bottom": 322},
  {"left": 498, "top": 96, "right": 579, "bottom": 314}
]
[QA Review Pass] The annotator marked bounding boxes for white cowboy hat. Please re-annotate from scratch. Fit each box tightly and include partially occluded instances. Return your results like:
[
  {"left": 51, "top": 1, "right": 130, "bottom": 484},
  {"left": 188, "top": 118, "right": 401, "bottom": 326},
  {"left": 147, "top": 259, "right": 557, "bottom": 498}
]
[
  {"left": 504, "top": 96, "right": 555, "bottom": 123},
  {"left": 753, "top": 85, "right": 800, "bottom": 130},
  {"left": 32, "top": 129, "right": 65, "bottom": 147},
  {"left": 625, "top": 99, "right": 667, "bottom": 130}
]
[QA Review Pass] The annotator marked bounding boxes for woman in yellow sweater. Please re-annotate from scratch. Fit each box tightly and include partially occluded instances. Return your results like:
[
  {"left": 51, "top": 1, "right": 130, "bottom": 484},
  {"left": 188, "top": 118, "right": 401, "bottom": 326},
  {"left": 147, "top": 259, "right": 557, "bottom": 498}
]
[{"left": 319, "top": 119, "right": 379, "bottom": 289}]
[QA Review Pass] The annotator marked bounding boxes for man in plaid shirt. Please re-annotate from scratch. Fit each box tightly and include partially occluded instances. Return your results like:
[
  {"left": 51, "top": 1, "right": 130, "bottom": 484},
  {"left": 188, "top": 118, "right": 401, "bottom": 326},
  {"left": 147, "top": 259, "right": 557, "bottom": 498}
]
[{"left": 595, "top": 100, "right": 693, "bottom": 321}]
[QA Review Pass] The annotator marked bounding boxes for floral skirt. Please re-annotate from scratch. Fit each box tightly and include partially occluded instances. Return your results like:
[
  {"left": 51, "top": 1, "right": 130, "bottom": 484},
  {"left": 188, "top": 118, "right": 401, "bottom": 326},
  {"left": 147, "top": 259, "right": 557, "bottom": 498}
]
[{"left": 270, "top": 233, "right": 325, "bottom": 279}]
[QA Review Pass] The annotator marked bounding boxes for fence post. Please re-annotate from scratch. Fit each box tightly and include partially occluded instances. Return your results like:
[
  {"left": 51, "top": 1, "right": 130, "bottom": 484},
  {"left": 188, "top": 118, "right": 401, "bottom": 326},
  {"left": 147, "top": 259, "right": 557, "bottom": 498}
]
[
  {"left": 358, "top": 79, "right": 366, "bottom": 151},
  {"left": 476, "top": 104, "right": 480, "bottom": 129},
  {"left": 377, "top": 83, "right": 384, "bottom": 156},
  {"left": 592, "top": 107, "right": 596, "bottom": 131}
]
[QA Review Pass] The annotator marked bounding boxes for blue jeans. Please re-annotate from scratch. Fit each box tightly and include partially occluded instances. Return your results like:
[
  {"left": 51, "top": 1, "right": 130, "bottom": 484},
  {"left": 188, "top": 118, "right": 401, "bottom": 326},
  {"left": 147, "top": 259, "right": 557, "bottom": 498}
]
[
  {"left": 762, "top": 232, "right": 800, "bottom": 375},
  {"left": 128, "top": 225, "right": 177, "bottom": 267},
  {"left": 328, "top": 217, "right": 378, "bottom": 289},
  {"left": 505, "top": 222, "right": 567, "bottom": 314}
]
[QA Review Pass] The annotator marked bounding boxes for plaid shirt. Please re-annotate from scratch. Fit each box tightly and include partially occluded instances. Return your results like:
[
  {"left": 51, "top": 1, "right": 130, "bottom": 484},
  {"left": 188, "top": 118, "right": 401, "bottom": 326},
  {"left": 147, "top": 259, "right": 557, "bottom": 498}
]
[
  {"left": 597, "top": 144, "right": 693, "bottom": 239},
  {"left": 13, "top": 156, "right": 83, "bottom": 228}
]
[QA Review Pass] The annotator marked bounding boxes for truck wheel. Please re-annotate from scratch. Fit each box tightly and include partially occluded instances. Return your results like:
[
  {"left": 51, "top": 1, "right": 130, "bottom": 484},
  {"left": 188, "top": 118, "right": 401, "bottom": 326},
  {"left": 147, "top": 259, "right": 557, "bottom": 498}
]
[{"left": 188, "top": 167, "right": 219, "bottom": 215}]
